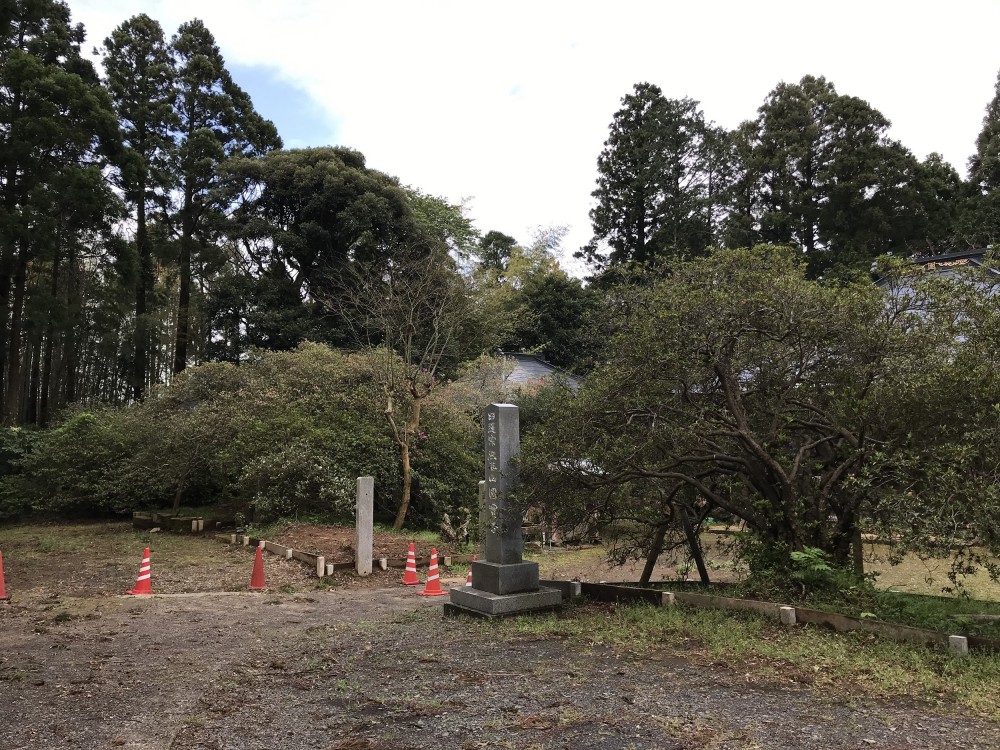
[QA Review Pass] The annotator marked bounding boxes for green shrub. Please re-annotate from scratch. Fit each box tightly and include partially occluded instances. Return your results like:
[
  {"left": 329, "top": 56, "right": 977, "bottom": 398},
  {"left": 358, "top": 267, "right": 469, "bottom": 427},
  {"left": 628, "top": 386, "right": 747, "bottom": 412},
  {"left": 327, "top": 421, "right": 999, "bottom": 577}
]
[
  {"left": 238, "top": 438, "right": 355, "bottom": 521},
  {"left": 6, "top": 342, "right": 488, "bottom": 528}
]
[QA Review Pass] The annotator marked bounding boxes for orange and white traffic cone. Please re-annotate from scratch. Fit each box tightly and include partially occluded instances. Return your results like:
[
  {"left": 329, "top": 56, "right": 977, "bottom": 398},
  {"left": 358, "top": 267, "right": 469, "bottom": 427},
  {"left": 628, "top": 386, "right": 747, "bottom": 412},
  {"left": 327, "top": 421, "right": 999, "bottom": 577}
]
[
  {"left": 249, "top": 546, "right": 266, "bottom": 591},
  {"left": 401, "top": 542, "right": 419, "bottom": 586},
  {"left": 418, "top": 547, "right": 447, "bottom": 597},
  {"left": 0, "top": 550, "right": 9, "bottom": 603},
  {"left": 465, "top": 554, "right": 477, "bottom": 587},
  {"left": 127, "top": 548, "right": 152, "bottom": 595}
]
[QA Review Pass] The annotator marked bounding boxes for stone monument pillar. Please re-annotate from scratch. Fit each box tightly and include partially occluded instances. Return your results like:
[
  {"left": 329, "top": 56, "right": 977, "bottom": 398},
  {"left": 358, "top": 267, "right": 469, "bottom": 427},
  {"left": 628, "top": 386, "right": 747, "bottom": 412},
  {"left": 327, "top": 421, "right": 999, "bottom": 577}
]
[
  {"left": 355, "top": 476, "right": 374, "bottom": 576},
  {"left": 446, "top": 403, "right": 561, "bottom": 617}
]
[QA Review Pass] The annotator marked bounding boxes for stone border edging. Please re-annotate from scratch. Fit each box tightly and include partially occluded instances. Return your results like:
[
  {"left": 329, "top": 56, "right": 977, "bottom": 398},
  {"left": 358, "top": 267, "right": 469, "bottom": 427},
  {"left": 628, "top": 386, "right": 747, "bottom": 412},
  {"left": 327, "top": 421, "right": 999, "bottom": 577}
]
[
  {"left": 214, "top": 533, "right": 474, "bottom": 578},
  {"left": 134, "top": 511, "right": 204, "bottom": 533},
  {"left": 573, "top": 581, "right": 1000, "bottom": 654}
]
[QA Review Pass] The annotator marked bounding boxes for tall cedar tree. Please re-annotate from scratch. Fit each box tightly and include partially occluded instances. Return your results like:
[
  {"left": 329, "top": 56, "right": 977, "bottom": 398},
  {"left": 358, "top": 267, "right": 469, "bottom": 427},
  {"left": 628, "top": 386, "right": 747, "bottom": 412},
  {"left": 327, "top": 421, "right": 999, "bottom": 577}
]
[
  {"left": 582, "top": 83, "right": 718, "bottom": 271},
  {"left": 0, "top": 0, "right": 120, "bottom": 424},
  {"left": 168, "top": 19, "right": 280, "bottom": 375},
  {"left": 754, "top": 75, "right": 940, "bottom": 277},
  {"left": 964, "top": 67, "right": 1000, "bottom": 246},
  {"left": 970, "top": 68, "right": 1000, "bottom": 194},
  {"left": 101, "top": 14, "right": 176, "bottom": 401}
]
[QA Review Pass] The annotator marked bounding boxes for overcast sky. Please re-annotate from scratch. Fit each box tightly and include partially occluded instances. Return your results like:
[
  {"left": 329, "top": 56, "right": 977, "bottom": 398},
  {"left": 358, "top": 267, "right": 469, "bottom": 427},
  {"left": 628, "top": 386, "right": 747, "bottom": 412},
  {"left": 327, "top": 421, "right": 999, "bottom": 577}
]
[{"left": 70, "top": 0, "right": 1000, "bottom": 273}]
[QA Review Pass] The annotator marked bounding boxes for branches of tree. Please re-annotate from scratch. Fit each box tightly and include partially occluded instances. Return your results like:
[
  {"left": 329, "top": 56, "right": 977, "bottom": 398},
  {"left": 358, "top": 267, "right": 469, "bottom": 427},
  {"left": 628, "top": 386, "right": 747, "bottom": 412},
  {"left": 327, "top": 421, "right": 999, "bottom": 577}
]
[
  {"left": 328, "top": 244, "right": 473, "bottom": 529},
  {"left": 521, "top": 247, "right": 1000, "bottom": 587}
]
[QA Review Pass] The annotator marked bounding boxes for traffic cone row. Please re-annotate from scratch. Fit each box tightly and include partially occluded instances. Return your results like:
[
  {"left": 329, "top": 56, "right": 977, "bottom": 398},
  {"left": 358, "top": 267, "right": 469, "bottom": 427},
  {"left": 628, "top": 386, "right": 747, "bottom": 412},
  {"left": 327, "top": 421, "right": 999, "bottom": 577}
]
[
  {"left": 125, "top": 544, "right": 269, "bottom": 596},
  {"left": 2, "top": 541, "right": 470, "bottom": 601}
]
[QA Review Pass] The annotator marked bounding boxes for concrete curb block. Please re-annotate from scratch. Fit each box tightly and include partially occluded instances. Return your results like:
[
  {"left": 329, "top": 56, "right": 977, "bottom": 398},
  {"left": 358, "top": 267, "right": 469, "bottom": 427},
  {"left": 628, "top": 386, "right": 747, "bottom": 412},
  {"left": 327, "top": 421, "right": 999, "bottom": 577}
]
[
  {"left": 262, "top": 541, "right": 294, "bottom": 560},
  {"left": 579, "top": 582, "right": 666, "bottom": 606},
  {"left": 780, "top": 606, "right": 797, "bottom": 626},
  {"left": 794, "top": 605, "right": 952, "bottom": 646},
  {"left": 540, "top": 579, "right": 582, "bottom": 601},
  {"left": 672, "top": 591, "right": 784, "bottom": 619}
]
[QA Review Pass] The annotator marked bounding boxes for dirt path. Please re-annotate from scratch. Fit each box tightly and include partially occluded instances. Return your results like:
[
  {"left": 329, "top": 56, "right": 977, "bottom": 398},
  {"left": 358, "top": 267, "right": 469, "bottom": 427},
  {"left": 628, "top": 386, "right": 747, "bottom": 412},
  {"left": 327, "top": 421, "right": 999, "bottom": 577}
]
[{"left": 1, "top": 588, "right": 997, "bottom": 750}]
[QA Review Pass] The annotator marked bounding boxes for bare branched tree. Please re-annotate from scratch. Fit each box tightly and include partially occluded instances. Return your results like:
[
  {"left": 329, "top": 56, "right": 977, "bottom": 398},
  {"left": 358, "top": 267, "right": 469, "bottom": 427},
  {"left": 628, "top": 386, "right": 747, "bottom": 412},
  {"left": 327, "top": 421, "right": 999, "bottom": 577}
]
[{"left": 330, "top": 244, "right": 471, "bottom": 529}]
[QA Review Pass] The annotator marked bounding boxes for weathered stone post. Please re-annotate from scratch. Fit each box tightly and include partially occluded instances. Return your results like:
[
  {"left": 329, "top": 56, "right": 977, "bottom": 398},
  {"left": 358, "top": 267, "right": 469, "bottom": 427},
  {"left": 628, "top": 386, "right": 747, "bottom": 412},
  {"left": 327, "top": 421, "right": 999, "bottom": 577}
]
[
  {"left": 446, "top": 403, "right": 561, "bottom": 617},
  {"left": 356, "top": 476, "right": 374, "bottom": 576}
]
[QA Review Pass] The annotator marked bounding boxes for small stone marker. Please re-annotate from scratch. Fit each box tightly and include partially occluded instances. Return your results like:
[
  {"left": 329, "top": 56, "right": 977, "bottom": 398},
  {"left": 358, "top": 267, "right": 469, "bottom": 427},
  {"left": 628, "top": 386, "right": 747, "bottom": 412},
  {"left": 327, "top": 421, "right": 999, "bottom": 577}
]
[
  {"left": 949, "top": 635, "right": 969, "bottom": 655},
  {"left": 447, "top": 403, "right": 561, "bottom": 617},
  {"left": 779, "top": 606, "right": 797, "bottom": 626},
  {"left": 356, "top": 476, "right": 374, "bottom": 576},
  {"left": 316, "top": 555, "right": 325, "bottom": 578}
]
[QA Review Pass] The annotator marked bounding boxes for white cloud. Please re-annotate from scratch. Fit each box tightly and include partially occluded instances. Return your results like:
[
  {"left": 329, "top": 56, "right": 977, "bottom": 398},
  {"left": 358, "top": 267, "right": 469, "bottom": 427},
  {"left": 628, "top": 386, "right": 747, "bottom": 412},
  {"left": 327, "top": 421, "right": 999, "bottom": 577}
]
[{"left": 72, "top": 0, "right": 1000, "bottom": 274}]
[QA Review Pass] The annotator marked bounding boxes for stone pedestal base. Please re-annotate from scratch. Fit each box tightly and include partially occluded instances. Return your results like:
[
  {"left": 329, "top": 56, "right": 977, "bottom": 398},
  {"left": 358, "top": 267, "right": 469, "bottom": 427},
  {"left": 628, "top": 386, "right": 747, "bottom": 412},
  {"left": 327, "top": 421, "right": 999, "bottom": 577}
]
[
  {"left": 471, "top": 560, "right": 539, "bottom": 595},
  {"left": 446, "top": 585, "right": 562, "bottom": 618}
]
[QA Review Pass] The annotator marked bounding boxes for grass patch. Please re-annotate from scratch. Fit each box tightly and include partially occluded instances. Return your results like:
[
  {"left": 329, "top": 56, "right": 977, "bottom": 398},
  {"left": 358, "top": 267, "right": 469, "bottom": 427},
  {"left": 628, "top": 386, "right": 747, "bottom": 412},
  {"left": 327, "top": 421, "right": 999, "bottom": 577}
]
[
  {"left": 867, "top": 544, "right": 1000, "bottom": 601},
  {"left": 374, "top": 524, "right": 441, "bottom": 544},
  {"left": 0, "top": 520, "right": 315, "bottom": 597},
  {"left": 490, "top": 602, "right": 1000, "bottom": 720},
  {"left": 1, "top": 521, "right": 124, "bottom": 556},
  {"left": 816, "top": 589, "right": 1000, "bottom": 639},
  {"left": 627, "top": 573, "right": 1000, "bottom": 638},
  {"left": 0, "top": 520, "right": 170, "bottom": 560}
]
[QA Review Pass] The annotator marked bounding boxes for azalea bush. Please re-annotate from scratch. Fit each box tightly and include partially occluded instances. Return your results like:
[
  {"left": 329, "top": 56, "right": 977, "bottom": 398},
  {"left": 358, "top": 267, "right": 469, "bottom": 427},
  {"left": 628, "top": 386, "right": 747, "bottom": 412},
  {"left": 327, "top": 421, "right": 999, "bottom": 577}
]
[{"left": 3, "top": 342, "right": 492, "bottom": 526}]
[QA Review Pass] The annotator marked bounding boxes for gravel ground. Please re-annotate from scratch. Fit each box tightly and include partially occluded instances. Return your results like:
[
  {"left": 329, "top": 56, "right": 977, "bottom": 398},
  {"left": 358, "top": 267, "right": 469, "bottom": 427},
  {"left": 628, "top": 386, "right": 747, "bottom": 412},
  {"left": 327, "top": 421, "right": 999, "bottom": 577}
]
[{"left": 1, "top": 586, "right": 997, "bottom": 750}]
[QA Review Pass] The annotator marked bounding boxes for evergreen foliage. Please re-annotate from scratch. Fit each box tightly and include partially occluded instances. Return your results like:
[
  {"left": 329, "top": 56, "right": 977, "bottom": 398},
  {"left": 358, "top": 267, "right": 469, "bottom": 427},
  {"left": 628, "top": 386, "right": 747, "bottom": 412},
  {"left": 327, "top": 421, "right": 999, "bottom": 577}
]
[
  {"left": 0, "top": 343, "right": 491, "bottom": 526},
  {"left": 521, "top": 247, "right": 1000, "bottom": 585},
  {"left": 582, "top": 83, "right": 718, "bottom": 270}
]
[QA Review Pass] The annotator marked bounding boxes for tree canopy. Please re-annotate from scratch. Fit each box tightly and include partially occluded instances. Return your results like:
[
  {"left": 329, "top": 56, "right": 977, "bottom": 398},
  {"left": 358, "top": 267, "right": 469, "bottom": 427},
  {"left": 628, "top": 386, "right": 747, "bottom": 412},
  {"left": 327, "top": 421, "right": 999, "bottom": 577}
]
[
  {"left": 582, "top": 83, "right": 718, "bottom": 270},
  {"left": 522, "top": 247, "right": 1000, "bottom": 583}
]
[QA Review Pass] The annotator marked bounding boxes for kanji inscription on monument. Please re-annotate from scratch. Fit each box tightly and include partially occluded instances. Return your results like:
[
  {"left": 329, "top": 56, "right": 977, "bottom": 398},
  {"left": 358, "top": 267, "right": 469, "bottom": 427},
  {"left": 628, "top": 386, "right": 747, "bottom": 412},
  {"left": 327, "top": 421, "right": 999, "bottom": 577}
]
[
  {"left": 483, "top": 403, "right": 523, "bottom": 564},
  {"left": 447, "top": 403, "right": 562, "bottom": 617}
]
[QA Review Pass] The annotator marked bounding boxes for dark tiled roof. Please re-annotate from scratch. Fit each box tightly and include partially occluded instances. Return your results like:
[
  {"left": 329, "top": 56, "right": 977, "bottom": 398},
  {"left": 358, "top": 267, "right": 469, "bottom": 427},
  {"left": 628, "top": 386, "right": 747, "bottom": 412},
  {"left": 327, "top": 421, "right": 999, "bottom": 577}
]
[
  {"left": 500, "top": 352, "right": 580, "bottom": 391},
  {"left": 874, "top": 247, "right": 1000, "bottom": 284}
]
